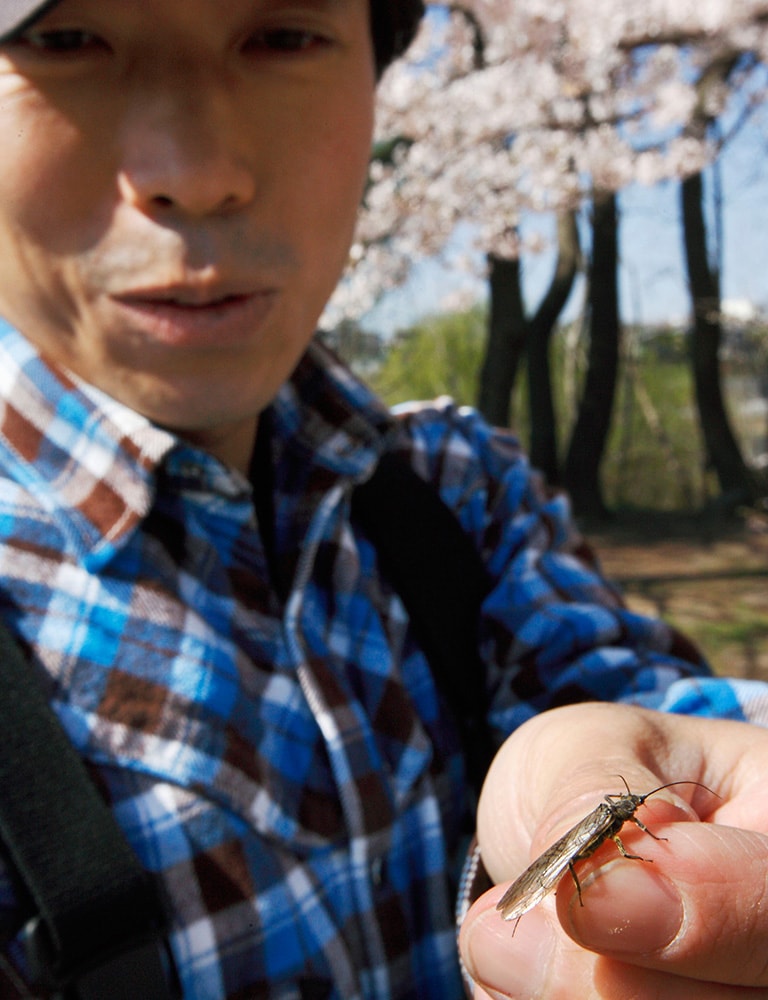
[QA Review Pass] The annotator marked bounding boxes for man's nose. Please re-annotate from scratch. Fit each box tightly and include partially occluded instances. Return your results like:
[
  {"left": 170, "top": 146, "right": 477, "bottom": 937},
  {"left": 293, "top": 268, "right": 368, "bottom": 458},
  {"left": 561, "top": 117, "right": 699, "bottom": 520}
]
[{"left": 117, "top": 75, "right": 257, "bottom": 219}]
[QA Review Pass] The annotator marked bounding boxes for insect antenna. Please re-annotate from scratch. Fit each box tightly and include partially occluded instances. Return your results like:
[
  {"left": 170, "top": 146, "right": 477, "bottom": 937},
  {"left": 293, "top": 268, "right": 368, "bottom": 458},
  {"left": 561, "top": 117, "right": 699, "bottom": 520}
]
[{"left": 638, "top": 779, "right": 720, "bottom": 804}]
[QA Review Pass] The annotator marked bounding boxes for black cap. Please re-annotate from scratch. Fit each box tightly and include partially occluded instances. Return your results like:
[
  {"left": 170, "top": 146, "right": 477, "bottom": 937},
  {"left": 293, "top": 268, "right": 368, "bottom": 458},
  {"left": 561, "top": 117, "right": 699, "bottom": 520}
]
[
  {"left": 370, "top": 0, "right": 424, "bottom": 75},
  {"left": 0, "top": 0, "right": 59, "bottom": 38},
  {"left": 0, "top": 0, "right": 424, "bottom": 74}
]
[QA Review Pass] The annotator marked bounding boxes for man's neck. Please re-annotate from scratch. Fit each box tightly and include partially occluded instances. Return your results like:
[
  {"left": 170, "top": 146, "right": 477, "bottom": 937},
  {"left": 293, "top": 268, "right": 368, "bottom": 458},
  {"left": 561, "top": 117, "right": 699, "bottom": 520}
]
[{"left": 172, "top": 415, "right": 260, "bottom": 477}]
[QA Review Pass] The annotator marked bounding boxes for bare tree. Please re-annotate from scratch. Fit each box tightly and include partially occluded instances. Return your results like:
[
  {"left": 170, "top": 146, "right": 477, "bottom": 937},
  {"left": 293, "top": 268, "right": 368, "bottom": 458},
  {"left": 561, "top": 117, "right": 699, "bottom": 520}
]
[
  {"left": 564, "top": 192, "right": 621, "bottom": 518},
  {"left": 526, "top": 210, "right": 581, "bottom": 483},
  {"left": 478, "top": 254, "right": 527, "bottom": 427},
  {"left": 682, "top": 170, "right": 761, "bottom": 504}
]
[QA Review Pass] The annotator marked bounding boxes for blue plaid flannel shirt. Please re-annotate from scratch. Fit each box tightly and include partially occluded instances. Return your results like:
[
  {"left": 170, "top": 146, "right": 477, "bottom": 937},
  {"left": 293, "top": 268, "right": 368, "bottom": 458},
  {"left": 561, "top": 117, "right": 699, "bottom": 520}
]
[{"left": 1, "top": 319, "right": 767, "bottom": 999}]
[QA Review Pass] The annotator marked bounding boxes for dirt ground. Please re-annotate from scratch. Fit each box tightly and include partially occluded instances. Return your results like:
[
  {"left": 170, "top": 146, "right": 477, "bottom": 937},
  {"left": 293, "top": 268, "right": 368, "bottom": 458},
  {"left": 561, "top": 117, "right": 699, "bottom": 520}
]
[{"left": 588, "top": 509, "right": 768, "bottom": 681}]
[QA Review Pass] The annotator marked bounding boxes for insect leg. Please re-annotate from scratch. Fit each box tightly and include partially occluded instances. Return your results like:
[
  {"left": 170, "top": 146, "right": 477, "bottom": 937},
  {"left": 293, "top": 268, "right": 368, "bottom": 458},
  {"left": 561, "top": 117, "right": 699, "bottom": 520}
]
[
  {"left": 567, "top": 860, "right": 584, "bottom": 906},
  {"left": 630, "top": 815, "right": 669, "bottom": 842},
  {"left": 611, "top": 834, "right": 651, "bottom": 862}
]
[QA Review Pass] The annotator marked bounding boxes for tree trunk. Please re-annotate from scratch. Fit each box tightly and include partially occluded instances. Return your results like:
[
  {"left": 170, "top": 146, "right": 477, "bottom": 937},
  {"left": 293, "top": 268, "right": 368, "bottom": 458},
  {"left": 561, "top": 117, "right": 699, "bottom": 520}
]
[
  {"left": 681, "top": 171, "right": 759, "bottom": 506},
  {"left": 526, "top": 210, "right": 581, "bottom": 483},
  {"left": 477, "top": 253, "right": 527, "bottom": 426},
  {"left": 563, "top": 191, "right": 620, "bottom": 519}
]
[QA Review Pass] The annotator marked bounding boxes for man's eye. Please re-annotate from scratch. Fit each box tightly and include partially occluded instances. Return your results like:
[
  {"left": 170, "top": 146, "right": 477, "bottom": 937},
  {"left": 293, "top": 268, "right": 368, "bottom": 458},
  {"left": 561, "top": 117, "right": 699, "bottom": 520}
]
[
  {"left": 247, "top": 28, "right": 329, "bottom": 54},
  {"left": 21, "top": 29, "right": 103, "bottom": 53}
]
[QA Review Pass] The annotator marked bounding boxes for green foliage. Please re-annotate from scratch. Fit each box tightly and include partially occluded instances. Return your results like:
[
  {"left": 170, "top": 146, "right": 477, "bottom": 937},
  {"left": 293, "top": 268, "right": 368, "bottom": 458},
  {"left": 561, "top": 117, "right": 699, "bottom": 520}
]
[
  {"left": 637, "top": 325, "right": 690, "bottom": 364},
  {"left": 353, "top": 309, "right": 765, "bottom": 512},
  {"left": 605, "top": 351, "right": 705, "bottom": 510},
  {"left": 370, "top": 306, "right": 486, "bottom": 406}
]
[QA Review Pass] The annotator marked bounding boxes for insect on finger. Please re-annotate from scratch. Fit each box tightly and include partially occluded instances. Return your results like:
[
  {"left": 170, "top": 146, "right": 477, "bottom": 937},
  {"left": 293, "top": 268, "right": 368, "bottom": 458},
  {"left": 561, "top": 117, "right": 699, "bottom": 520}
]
[{"left": 496, "top": 777, "right": 718, "bottom": 933}]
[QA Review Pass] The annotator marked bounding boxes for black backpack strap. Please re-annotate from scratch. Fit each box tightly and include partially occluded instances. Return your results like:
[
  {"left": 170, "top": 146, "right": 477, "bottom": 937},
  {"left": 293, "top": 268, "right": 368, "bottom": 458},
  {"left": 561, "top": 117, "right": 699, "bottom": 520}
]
[
  {"left": 351, "top": 451, "right": 494, "bottom": 796},
  {"left": 0, "top": 622, "right": 176, "bottom": 1000}
]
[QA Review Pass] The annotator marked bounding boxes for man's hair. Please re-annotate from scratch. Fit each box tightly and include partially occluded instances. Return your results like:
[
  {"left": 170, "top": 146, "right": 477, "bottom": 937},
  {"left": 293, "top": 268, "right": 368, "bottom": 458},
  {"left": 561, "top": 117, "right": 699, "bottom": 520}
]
[{"left": 371, "top": 0, "right": 425, "bottom": 76}]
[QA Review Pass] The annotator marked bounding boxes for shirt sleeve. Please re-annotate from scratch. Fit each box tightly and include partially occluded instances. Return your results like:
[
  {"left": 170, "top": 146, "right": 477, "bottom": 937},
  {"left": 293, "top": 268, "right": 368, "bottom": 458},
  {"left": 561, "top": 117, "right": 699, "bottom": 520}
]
[{"left": 391, "top": 400, "right": 768, "bottom": 740}]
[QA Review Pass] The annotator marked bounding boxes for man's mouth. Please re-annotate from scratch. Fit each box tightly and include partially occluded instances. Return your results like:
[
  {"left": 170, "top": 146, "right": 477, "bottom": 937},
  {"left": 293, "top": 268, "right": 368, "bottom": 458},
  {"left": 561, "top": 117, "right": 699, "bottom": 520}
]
[
  {"left": 110, "top": 285, "right": 279, "bottom": 346},
  {"left": 116, "top": 280, "right": 267, "bottom": 306},
  {"left": 129, "top": 292, "right": 250, "bottom": 310}
]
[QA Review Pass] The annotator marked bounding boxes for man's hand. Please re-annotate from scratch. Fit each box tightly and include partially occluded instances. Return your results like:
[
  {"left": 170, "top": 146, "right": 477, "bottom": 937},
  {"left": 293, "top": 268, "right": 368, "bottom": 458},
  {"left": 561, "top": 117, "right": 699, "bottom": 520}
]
[{"left": 458, "top": 702, "right": 768, "bottom": 999}]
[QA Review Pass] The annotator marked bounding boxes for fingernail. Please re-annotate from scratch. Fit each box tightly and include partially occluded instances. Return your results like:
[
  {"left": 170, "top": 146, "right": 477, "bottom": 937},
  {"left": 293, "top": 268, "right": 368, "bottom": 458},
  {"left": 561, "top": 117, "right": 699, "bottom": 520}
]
[
  {"left": 566, "top": 858, "right": 684, "bottom": 954},
  {"left": 464, "top": 903, "right": 559, "bottom": 999}
]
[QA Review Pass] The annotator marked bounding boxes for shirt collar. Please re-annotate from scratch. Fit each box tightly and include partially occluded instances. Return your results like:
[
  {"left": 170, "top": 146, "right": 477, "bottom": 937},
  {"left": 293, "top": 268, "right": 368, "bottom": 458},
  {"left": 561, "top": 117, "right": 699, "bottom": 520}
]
[
  {"left": 271, "top": 337, "right": 394, "bottom": 483},
  {"left": 0, "top": 323, "right": 394, "bottom": 569}
]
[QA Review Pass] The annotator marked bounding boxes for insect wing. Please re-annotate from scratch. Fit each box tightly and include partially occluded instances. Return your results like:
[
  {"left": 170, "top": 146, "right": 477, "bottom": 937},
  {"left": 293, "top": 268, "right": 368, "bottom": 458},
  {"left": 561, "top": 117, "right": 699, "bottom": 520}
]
[{"left": 496, "top": 804, "right": 614, "bottom": 921}]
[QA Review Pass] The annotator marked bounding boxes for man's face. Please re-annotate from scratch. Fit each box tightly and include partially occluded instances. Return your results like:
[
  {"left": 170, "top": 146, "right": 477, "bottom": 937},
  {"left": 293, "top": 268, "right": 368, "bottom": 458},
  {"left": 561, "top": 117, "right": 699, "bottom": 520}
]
[{"left": 0, "top": 0, "right": 375, "bottom": 466}]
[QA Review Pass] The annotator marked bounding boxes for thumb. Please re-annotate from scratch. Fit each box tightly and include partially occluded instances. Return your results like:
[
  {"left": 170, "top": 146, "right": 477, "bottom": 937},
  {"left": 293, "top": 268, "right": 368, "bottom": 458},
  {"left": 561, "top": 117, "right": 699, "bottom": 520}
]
[{"left": 561, "top": 820, "right": 768, "bottom": 987}]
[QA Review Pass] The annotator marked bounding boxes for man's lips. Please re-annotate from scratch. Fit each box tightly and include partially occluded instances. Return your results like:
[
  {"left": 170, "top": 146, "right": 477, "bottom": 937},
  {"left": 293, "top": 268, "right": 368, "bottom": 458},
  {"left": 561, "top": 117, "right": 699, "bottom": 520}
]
[
  {"left": 117, "top": 281, "right": 263, "bottom": 304},
  {"left": 110, "top": 287, "right": 278, "bottom": 346}
]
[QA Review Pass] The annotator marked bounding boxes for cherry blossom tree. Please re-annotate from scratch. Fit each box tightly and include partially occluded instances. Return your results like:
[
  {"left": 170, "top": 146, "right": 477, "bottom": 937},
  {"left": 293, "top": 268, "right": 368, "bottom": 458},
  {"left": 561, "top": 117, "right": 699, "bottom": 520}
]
[{"left": 327, "top": 0, "right": 768, "bottom": 515}]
